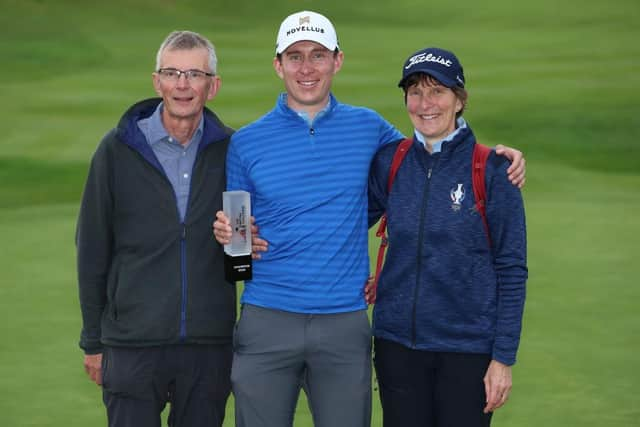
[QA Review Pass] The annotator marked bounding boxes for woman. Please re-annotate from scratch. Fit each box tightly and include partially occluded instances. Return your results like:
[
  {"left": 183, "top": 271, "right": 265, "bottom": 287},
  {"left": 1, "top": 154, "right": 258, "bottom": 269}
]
[{"left": 368, "top": 47, "right": 528, "bottom": 427}]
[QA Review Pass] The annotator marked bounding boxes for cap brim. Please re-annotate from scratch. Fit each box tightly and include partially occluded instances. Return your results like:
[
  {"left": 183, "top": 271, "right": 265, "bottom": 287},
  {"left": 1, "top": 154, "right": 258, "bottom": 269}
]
[
  {"left": 398, "top": 70, "right": 459, "bottom": 88},
  {"left": 276, "top": 39, "right": 338, "bottom": 55}
]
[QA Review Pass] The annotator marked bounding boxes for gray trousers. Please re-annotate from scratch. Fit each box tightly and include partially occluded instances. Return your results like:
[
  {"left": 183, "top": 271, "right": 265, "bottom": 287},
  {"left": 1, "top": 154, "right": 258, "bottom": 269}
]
[{"left": 231, "top": 304, "right": 372, "bottom": 427}]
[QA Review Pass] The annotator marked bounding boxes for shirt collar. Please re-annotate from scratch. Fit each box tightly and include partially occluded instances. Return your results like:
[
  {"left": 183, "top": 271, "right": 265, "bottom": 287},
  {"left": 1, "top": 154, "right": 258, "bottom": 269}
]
[
  {"left": 289, "top": 96, "right": 332, "bottom": 126},
  {"left": 414, "top": 117, "right": 468, "bottom": 153},
  {"left": 137, "top": 102, "right": 204, "bottom": 147}
]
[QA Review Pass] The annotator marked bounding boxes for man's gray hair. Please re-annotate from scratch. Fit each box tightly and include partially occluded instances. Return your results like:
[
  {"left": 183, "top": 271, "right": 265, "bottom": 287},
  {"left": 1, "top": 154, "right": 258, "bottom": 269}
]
[{"left": 156, "top": 30, "right": 218, "bottom": 74}]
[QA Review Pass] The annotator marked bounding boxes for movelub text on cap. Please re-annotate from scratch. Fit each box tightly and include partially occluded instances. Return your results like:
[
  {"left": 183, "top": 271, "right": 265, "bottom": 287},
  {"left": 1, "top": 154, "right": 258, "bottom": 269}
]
[{"left": 275, "top": 11, "right": 339, "bottom": 54}]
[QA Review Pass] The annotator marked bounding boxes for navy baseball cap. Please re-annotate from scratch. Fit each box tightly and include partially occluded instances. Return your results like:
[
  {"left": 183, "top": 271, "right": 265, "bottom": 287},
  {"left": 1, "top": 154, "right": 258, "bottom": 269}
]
[{"left": 398, "top": 47, "right": 465, "bottom": 89}]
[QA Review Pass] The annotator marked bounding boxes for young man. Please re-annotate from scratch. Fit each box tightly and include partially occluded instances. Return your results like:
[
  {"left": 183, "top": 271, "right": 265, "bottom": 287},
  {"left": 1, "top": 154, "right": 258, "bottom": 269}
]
[
  {"left": 77, "top": 31, "right": 235, "bottom": 427},
  {"left": 213, "top": 11, "right": 526, "bottom": 427}
]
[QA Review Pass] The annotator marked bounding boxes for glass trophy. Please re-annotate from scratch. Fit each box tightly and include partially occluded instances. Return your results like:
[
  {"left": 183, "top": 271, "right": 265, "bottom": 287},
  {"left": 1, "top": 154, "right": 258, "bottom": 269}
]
[{"left": 223, "top": 190, "right": 253, "bottom": 282}]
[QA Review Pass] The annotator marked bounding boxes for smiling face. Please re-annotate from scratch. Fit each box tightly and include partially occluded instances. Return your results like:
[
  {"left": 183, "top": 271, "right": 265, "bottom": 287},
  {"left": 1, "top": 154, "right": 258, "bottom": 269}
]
[
  {"left": 405, "top": 76, "right": 463, "bottom": 145},
  {"left": 273, "top": 41, "right": 343, "bottom": 118},
  {"left": 152, "top": 47, "right": 220, "bottom": 124}
]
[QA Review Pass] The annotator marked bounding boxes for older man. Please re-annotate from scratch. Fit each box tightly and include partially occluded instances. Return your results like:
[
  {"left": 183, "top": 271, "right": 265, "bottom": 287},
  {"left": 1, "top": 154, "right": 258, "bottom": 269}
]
[{"left": 77, "top": 31, "right": 235, "bottom": 427}]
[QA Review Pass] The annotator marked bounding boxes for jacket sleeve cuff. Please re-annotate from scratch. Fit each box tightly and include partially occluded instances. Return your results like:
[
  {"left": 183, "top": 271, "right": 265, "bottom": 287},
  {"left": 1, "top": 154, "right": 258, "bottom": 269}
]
[
  {"left": 79, "top": 337, "right": 103, "bottom": 355},
  {"left": 491, "top": 349, "right": 516, "bottom": 366}
]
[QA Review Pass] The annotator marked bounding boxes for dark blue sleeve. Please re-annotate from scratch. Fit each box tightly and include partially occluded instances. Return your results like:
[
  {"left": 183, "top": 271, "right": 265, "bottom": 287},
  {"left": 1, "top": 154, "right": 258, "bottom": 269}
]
[
  {"left": 486, "top": 153, "right": 528, "bottom": 365},
  {"left": 368, "top": 145, "right": 394, "bottom": 228},
  {"left": 77, "top": 136, "right": 114, "bottom": 354}
]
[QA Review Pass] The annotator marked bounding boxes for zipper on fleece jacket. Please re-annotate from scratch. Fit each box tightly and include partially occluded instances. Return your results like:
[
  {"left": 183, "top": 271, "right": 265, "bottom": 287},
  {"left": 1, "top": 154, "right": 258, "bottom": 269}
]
[
  {"left": 178, "top": 147, "right": 207, "bottom": 340},
  {"left": 180, "top": 223, "right": 188, "bottom": 339},
  {"left": 411, "top": 157, "right": 439, "bottom": 348},
  {"left": 143, "top": 156, "right": 190, "bottom": 341}
]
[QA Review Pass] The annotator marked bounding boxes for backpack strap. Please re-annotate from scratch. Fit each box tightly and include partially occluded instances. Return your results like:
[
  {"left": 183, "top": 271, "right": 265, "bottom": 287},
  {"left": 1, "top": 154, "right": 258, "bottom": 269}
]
[
  {"left": 472, "top": 143, "right": 492, "bottom": 247},
  {"left": 386, "top": 138, "right": 413, "bottom": 193},
  {"left": 372, "top": 138, "right": 413, "bottom": 297}
]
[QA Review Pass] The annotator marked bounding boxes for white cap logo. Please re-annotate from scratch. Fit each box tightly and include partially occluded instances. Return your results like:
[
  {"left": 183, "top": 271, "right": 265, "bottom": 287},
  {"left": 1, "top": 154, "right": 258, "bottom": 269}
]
[{"left": 405, "top": 53, "right": 452, "bottom": 70}]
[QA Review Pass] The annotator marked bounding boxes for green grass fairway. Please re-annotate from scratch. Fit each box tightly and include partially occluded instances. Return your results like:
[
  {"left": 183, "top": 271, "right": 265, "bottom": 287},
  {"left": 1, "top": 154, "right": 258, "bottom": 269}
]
[{"left": 1, "top": 0, "right": 639, "bottom": 426}]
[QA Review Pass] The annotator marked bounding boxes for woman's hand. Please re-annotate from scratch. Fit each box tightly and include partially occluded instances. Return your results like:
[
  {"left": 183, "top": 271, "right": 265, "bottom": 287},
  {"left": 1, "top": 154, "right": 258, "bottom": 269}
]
[{"left": 483, "top": 359, "right": 512, "bottom": 413}]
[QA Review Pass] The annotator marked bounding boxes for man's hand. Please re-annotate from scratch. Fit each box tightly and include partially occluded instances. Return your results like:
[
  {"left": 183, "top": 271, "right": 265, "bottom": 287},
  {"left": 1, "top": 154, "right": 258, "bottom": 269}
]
[
  {"left": 213, "top": 211, "right": 268, "bottom": 259},
  {"left": 213, "top": 211, "right": 232, "bottom": 244},
  {"left": 249, "top": 217, "right": 268, "bottom": 260},
  {"left": 495, "top": 144, "right": 526, "bottom": 188},
  {"left": 483, "top": 359, "right": 512, "bottom": 413},
  {"left": 83, "top": 353, "right": 103, "bottom": 386},
  {"left": 364, "top": 277, "right": 376, "bottom": 304}
]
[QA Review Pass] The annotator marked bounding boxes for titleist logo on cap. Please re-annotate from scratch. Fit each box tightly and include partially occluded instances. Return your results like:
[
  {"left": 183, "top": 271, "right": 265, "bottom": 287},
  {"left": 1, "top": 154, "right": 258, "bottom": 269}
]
[{"left": 405, "top": 53, "right": 452, "bottom": 69}]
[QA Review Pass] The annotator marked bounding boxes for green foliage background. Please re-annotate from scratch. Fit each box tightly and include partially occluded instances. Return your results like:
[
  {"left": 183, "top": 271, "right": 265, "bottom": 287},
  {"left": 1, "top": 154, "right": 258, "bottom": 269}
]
[{"left": 0, "top": 0, "right": 638, "bottom": 426}]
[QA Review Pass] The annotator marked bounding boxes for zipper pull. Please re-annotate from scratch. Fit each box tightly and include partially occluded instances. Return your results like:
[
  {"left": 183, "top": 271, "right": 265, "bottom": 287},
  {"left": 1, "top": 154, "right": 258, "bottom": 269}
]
[{"left": 427, "top": 168, "right": 432, "bottom": 179}]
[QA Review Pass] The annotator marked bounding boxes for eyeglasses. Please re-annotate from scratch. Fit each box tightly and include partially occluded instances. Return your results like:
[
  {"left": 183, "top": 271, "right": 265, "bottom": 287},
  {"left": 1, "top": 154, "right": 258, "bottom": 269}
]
[{"left": 156, "top": 68, "right": 214, "bottom": 83}]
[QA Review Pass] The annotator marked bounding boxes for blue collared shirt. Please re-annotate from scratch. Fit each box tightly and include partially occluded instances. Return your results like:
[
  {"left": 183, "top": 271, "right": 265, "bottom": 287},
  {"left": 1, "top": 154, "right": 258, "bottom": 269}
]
[
  {"left": 414, "top": 117, "right": 468, "bottom": 153},
  {"left": 137, "top": 103, "right": 203, "bottom": 221}
]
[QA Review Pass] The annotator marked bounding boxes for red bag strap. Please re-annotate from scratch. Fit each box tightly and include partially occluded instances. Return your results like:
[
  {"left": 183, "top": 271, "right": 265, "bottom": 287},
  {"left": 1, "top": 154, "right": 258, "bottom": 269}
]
[
  {"left": 472, "top": 143, "right": 492, "bottom": 246},
  {"left": 372, "top": 138, "right": 413, "bottom": 294},
  {"left": 386, "top": 138, "right": 413, "bottom": 193}
]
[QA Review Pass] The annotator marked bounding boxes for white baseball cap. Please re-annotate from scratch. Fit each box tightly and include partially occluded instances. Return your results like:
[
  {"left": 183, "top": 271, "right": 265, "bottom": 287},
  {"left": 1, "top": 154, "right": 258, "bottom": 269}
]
[{"left": 275, "top": 11, "right": 339, "bottom": 55}]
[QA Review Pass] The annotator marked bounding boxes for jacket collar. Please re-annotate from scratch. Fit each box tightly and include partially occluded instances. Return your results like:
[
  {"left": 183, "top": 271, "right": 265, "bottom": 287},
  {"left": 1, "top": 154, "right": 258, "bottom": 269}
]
[
  {"left": 115, "top": 98, "right": 233, "bottom": 170},
  {"left": 411, "top": 118, "right": 475, "bottom": 161}
]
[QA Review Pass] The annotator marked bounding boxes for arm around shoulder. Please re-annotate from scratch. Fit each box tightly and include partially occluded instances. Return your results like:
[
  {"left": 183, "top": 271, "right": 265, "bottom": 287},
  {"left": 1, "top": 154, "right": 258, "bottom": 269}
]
[{"left": 494, "top": 144, "right": 526, "bottom": 188}]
